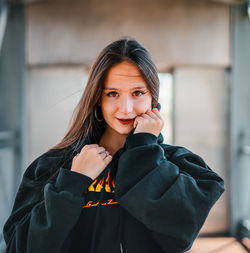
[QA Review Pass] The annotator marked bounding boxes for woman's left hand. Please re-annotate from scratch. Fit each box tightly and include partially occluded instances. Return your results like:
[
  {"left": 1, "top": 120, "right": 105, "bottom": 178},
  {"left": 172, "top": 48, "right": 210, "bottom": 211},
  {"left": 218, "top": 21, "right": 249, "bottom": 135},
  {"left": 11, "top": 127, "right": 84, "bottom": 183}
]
[{"left": 133, "top": 108, "right": 165, "bottom": 137}]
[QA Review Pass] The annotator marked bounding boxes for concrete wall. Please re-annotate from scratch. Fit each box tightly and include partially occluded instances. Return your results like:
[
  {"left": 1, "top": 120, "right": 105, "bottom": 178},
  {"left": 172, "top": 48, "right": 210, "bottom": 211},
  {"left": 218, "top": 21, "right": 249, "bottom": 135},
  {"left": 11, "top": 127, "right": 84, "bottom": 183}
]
[
  {"left": 174, "top": 66, "right": 229, "bottom": 234},
  {"left": 25, "top": 0, "right": 230, "bottom": 70},
  {"left": 28, "top": 66, "right": 88, "bottom": 160}
]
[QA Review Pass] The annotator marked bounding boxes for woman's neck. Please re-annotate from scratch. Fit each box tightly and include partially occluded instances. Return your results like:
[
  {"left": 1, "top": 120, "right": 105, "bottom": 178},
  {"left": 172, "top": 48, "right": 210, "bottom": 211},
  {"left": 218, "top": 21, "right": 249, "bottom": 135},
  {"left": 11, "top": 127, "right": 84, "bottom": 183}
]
[{"left": 99, "top": 127, "right": 128, "bottom": 156}]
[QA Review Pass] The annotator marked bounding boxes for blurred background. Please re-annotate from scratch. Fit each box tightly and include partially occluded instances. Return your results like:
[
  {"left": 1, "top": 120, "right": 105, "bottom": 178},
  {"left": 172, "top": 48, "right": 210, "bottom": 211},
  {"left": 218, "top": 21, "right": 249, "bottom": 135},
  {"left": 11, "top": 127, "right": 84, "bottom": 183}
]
[{"left": 0, "top": 0, "right": 250, "bottom": 252}]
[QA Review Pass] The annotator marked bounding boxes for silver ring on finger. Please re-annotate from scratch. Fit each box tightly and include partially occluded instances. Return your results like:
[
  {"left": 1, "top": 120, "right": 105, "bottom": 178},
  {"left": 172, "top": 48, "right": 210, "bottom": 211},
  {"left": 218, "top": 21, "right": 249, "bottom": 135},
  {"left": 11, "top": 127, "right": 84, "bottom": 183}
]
[{"left": 100, "top": 151, "right": 108, "bottom": 159}]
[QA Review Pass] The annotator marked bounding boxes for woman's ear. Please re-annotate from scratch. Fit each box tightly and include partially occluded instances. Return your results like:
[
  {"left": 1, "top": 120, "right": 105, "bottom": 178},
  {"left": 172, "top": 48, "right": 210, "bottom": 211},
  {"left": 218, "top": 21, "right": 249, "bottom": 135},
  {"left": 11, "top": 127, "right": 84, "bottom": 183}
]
[{"left": 151, "top": 101, "right": 157, "bottom": 108}]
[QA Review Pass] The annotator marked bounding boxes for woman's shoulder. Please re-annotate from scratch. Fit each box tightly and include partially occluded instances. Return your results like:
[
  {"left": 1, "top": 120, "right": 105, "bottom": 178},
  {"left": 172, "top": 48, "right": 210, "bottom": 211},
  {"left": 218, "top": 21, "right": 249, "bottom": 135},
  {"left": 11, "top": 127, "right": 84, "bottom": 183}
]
[
  {"left": 23, "top": 147, "right": 73, "bottom": 182},
  {"left": 159, "top": 143, "right": 205, "bottom": 164},
  {"left": 160, "top": 143, "right": 191, "bottom": 156}
]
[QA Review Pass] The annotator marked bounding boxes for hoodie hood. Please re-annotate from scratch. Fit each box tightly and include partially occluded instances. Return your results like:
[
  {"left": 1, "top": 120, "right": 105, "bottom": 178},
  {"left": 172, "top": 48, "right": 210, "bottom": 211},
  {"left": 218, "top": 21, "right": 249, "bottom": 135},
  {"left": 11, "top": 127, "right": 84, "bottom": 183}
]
[{"left": 70, "top": 128, "right": 164, "bottom": 155}]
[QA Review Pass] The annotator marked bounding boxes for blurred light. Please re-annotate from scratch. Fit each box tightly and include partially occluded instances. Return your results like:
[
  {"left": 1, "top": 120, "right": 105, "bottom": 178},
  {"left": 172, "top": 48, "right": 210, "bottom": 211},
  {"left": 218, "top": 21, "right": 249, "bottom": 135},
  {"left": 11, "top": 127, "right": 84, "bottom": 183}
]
[
  {"left": 0, "top": 0, "right": 8, "bottom": 54},
  {"left": 248, "top": 1, "right": 250, "bottom": 21},
  {"left": 158, "top": 73, "right": 173, "bottom": 144}
]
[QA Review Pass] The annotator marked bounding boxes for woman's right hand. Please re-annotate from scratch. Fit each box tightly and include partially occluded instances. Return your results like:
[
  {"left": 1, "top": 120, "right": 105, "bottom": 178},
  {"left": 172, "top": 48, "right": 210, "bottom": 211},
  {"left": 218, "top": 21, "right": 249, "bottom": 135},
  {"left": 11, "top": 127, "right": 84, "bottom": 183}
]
[{"left": 71, "top": 144, "right": 112, "bottom": 180}]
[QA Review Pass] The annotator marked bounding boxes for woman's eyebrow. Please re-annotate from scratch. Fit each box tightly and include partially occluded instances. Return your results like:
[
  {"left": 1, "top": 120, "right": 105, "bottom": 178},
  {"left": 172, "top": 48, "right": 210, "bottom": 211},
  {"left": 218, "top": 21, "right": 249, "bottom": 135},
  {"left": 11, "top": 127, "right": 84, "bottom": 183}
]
[{"left": 103, "top": 86, "right": 147, "bottom": 90}]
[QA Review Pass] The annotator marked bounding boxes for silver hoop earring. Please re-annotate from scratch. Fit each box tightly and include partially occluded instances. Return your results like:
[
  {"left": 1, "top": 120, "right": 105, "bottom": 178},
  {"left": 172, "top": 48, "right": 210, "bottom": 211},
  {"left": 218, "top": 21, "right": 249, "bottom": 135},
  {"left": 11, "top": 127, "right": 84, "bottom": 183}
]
[{"left": 94, "top": 106, "right": 104, "bottom": 122}]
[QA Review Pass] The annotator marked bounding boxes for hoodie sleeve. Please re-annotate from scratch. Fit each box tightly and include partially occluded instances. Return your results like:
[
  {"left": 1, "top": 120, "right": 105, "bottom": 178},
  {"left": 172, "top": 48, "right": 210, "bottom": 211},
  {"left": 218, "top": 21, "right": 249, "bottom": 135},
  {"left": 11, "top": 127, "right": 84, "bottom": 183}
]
[
  {"left": 3, "top": 153, "right": 93, "bottom": 253},
  {"left": 114, "top": 132, "right": 225, "bottom": 253}
]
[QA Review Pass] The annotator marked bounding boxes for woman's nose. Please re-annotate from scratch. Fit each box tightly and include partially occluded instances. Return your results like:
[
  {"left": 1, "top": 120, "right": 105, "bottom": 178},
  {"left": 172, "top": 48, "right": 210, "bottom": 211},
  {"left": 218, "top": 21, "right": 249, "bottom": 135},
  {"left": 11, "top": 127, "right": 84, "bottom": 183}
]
[{"left": 119, "top": 96, "right": 133, "bottom": 113}]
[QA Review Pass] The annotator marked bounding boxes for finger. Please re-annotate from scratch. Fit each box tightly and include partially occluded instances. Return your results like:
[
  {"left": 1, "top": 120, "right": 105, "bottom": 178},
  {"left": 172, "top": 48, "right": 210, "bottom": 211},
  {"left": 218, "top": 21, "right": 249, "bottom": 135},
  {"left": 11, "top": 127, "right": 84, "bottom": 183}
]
[
  {"left": 151, "top": 108, "right": 163, "bottom": 120},
  {"left": 133, "top": 118, "right": 138, "bottom": 128},
  {"left": 96, "top": 146, "right": 106, "bottom": 153},
  {"left": 73, "top": 153, "right": 80, "bottom": 159},
  {"left": 140, "top": 109, "right": 157, "bottom": 119},
  {"left": 146, "top": 110, "right": 159, "bottom": 120},
  {"left": 146, "top": 109, "right": 164, "bottom": 128},
  {"left": 80, "top": 144, "right": 98, "bottom": 153},
  {"left": 104, "top": 154, "right": 112, "bottom": 164},
  {"left": 152, "top": 110, "right": 165, "bottom": 127},
  {"left": 99, "top": 151, "right": 110, "bottom": 159},
  {"left": 141, "top": 112, "right": 156, "bottom": 121},
  {"left": 99, "top": 152, "right": 107, "bottom": 159},
  {"left": 141, "top": 113, "right": 160, "bottom": 124},
  {"left": 87, "top": 144, "right": 99, "bottom": 147},
  {"left": 133, "top": 116, "right": 141, "bottom": 128},
  {"left": 134, "top": 116, "right": 144, "bottom": 124}
]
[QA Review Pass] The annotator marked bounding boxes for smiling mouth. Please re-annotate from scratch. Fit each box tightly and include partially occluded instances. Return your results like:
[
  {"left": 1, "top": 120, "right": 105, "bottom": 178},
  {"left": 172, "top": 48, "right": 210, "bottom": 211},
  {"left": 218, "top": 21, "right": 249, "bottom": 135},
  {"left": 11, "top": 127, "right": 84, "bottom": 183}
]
[
  {"left": 117, "top": 118, "right": 134, "bottom": 124},
  {"left": 118, "top": 118, "right": 134, "bottom": 120}
]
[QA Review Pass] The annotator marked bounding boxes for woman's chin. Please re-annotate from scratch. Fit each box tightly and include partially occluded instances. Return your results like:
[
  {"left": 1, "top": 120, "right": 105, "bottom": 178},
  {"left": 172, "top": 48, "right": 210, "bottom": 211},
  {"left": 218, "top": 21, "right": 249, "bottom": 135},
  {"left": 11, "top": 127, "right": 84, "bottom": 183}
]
[
  {"left": 106, "top": 122, "right": 134, "bottom": 136},
  {"left": 115, "top": 126, "right": 134, "bottom": 135}
]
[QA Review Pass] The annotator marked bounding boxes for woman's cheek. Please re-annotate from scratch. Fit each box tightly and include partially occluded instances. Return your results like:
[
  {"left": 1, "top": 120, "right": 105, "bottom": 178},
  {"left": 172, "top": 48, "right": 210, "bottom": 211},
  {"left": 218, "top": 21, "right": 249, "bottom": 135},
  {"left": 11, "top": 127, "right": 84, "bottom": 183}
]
[
  {"left": 102, "top": 101, "right": 116, "bottom": 116},
  {"left": 135, "top": 100, "right": 152, "bottom": 113}
]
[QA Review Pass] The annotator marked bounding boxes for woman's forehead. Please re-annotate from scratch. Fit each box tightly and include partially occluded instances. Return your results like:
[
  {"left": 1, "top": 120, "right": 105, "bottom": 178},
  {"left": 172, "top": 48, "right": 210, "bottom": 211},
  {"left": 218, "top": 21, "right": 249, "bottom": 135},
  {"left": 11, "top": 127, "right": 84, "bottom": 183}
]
[
  {"left": 107, "top": 61, "right": 141, "bottom": 76},
  {"left": 104, "top": 61, "right": 147, "bottom": 89},
  {"left": 103, "top": 77, "right": 148, "bottom": 90}
]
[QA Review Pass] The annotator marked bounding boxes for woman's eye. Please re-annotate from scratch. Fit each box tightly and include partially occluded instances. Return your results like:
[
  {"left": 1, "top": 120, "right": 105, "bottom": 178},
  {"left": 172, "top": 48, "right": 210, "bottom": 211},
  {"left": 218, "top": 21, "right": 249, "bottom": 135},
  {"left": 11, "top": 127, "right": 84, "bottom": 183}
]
[
  {"left": 133, "top": 91, "right": 145, "bottom": 96},
  {"left": 106, "top": 91, "right": 145, "bottom": 97},
  {"left": 106, "top": 92, "right": 118, "bottom": 97}
]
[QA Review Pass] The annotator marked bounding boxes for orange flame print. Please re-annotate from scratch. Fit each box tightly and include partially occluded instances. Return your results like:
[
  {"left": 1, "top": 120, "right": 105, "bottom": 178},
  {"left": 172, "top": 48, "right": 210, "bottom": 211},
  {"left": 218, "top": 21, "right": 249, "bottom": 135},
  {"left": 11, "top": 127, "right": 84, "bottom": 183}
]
[
  {"left": 88, "top": 179, "right": 97, "bottom": 192},
  {"left": 95, "top": 178, "right": 104, "bottom": 192},
  {"left": 105, "top": 171, "right": 111, "bottom": 192}
]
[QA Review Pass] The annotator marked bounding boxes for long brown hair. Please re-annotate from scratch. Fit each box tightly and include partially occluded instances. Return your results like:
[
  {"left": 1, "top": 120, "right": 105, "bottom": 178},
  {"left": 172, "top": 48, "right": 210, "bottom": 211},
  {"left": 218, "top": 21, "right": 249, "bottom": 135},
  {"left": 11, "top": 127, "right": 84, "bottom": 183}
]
[{"left": 50, "top": 37, "right": 160, "bottom": 151}]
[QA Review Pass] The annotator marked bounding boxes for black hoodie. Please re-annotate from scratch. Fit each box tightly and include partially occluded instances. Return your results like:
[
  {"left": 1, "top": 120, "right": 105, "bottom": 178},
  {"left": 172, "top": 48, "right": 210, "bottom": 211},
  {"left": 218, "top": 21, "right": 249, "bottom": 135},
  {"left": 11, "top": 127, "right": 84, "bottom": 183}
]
[{"left": 3, "top": 130, "right": 224, "bottom": 253}]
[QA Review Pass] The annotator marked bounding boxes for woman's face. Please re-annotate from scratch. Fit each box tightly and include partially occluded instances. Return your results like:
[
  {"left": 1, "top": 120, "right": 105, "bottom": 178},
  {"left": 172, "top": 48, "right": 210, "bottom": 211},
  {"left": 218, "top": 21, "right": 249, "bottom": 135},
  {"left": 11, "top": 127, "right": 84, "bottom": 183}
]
[{"left": 100, "top": 61, "right": 153, "bottom": 136}]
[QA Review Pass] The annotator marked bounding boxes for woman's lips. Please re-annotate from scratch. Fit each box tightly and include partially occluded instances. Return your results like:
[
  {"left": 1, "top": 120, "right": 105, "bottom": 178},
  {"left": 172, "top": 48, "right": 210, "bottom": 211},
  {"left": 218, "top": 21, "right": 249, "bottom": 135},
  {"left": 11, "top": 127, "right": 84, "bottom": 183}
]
[{"left": 117, "top": 118, "right": 134, "bottom": 125}]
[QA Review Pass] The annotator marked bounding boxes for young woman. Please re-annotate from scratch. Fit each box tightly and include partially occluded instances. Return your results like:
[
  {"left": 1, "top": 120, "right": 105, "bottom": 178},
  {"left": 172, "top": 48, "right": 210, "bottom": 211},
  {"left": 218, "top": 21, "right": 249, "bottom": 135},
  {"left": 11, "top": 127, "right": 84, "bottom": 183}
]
[{"left": 3, "top": 38, "right": 224, "bottom": 253}]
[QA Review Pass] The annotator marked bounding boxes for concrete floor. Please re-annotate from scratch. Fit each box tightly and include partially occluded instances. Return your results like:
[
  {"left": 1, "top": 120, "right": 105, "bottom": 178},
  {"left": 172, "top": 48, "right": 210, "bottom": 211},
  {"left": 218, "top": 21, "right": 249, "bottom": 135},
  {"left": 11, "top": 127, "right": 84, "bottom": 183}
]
[{"left": 187, "top": 237, "right": 249, "bottom": 253}]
